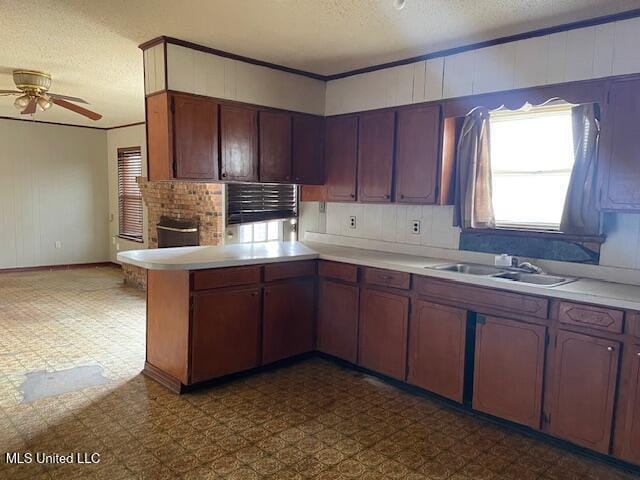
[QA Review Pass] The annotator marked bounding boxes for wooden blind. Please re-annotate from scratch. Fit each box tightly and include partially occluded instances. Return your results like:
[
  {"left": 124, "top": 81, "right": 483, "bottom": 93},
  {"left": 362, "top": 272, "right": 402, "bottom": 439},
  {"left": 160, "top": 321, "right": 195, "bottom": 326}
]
[
  {"left": 227, "top": 183, "right": 297, "bottom": 225},
  {"left": 117, "top": 147, "right": 143, "bottom": 241}
]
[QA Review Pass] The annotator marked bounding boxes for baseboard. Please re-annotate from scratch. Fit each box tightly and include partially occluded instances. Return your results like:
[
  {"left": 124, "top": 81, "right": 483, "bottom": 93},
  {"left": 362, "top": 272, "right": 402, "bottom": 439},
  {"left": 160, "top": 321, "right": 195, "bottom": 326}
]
[
  {"left": 142, "top": 362, "right": 185, "bottom": 393},
  {"left": 0, "top": 261, "right": 119, "bottom": 274}
]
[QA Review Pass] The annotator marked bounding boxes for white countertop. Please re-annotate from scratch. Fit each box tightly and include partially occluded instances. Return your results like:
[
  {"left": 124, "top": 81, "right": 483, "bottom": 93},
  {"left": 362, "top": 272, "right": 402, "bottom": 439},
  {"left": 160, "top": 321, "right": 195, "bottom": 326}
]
[
  {"left": 116, "top": 242, "right": 318, "bottom": 271},
  {"left": 117, "top": 241, "right": 640, "bottom": 311}
]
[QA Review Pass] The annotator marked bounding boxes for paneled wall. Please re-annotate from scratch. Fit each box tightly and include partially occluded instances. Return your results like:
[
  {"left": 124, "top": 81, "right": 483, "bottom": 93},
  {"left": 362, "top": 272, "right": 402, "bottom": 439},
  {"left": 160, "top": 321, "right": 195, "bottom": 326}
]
[
  {"left": 144, "top": 43, "right": 326, "bottom": 115},
  {"left": 324, "top": 17, "right": 640, "bottom": 115},
  {"left": 0, "top": 119, "right": 109, "bottom": 269}
]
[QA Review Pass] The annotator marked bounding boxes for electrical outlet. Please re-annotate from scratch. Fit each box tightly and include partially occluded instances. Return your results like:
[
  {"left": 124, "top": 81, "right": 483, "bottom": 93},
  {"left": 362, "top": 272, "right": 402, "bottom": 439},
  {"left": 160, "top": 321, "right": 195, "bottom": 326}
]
[
  {"left": 349, "top": 216, "right": 357, "bottom": 229},
  {"left": 319, "top": 202, "right": 326, "bottom": 213},
  {"left": 54, "top": 240, "right": 62, "bottom": 249},
  {"left": 411, "top": 220, "right": 421, "bottom": 235}
]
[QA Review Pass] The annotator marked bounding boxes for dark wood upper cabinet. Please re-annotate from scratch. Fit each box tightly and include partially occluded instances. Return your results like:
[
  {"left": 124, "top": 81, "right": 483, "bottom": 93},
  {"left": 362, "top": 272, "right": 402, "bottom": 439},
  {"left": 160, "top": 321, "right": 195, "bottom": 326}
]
[
  {"left": 358, "top": 288, "right": 409, "bottom": 380},
  {"left": 262, "top": 279, "right": 315, "bottom": 364},
  {"left": 172, "top": 94, "right": 220, "bottom": 180},
  {"left": 616, "top": 344, "right": 640, "bottom": 464},
  {"left": 407, "top": 300, "right": 467, "bottom": 402},
  {"left": 395, "top": 105, "right": 441, "bottom": 204},
  {"left": 317, "top": 280, "right": 359, "bottom": 363},
  {"left": 259, "top": 110, "right": 292, "bottom": 183},
  {"left": 292, "top": 114, "right": 325, "bottom": 185},
  {"left": 599, "top": 78, "right": 640, "bottom": 212},
  {"left": 357, "top": 111, "right": 396, "bottom": 203},
  {"left": 191, "top": 287, "right": 260, "bottom": 383},
  {"left": 221, "top": 104, "right": 258, "bottom": 182},
  {"left": 473, "top": 315, "right": 546, "bottom": 429},
  {"left": 325, "top": 115, "right": 359, "bottom": 201},
  {"left": 547, "top": 330, "right": 619, "bottom": 453}
]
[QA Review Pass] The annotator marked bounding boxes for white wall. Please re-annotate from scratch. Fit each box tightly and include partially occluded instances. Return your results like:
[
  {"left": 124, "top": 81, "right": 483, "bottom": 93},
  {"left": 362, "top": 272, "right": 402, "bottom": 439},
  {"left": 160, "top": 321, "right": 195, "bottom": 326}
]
[
  {"left": 146, "top": 43, "right": 326, "bottom": 115},
  {"left": 106, "top": 124, "right": 148, "bottom": 262},
  {"left": 0, "top": 119, "right": 109, "bottom": 268},
  {"left": 324, "top": 17, "right": 640, "bottom": 115}
]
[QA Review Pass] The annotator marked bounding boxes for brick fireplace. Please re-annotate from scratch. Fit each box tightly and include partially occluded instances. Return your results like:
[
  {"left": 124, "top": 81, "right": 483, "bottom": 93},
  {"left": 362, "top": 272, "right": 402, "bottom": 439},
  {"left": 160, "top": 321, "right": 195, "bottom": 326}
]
[{"left": 121, "top": 178, "right": 225, "bottom": 289}]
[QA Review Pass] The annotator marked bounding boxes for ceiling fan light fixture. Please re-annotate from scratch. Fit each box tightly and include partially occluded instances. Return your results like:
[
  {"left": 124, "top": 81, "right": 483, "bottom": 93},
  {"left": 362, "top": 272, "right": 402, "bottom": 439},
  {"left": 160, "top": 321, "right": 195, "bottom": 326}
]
[
  {"left": 37, "top": 96, "right": 52, "bottom": 111},
  {"left": 14, "top": 94, "right": 31, "bottom": 110},
  {"left": 13, "top": 70, "right": 51, "bottom": 93}
]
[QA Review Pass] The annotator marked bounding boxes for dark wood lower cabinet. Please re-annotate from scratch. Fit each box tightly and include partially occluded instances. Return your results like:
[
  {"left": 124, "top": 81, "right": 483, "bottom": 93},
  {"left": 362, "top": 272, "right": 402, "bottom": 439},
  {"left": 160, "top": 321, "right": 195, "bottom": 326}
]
[
  {"left": 546, "top": 330, "right": 619, "bottom": 453},
  {"left": 358, "top": 288, "right": 409, "bottom": 380},
  {"left": 317, "top": 280, "right": 359, "bottom": 363},
  {"left": 191, "top": 287, "right": 261, "bottom": 383},
  {"left": 617, "top": 344, "right": 640, "bottom": 463},
  {"left": 263, "top": 279, "right": 315, "bottom": 364},
  {"left": 473, "top": 315, "right": 546, "bottom": 429},
  {"left": 407, "top": 300, "right": 467, "bottom": 402}
]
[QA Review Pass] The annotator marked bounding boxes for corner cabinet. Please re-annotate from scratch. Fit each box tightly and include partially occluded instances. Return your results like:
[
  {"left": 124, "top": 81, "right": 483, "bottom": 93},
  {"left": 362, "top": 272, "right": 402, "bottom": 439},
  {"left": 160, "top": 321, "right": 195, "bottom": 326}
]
[
  {"left": 599, "top": 78, "right": 640, "bottom": 211},
  {"left": 325, "top": 115, "right": 359, "bottom": 202},
  {"left": 146, "top": 92, "right": 219, "bottom": 181}
]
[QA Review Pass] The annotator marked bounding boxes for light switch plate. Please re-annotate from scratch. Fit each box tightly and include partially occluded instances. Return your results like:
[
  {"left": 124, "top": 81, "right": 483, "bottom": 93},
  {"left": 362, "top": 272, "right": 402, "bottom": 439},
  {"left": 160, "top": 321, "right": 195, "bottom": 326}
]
[
  {"left": 349, "top": 216, "right": 357, "bottom": 229},
  {"left": 411, "top": 220, "right": 421, "bottom": 235}
]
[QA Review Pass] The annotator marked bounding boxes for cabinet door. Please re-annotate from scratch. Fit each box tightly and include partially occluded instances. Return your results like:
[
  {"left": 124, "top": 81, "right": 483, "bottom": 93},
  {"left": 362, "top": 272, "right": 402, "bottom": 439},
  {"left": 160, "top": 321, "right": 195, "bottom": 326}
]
[
  {"left": 259, "top": 110, "right": 292, "bottom": 182},
  {"left": 358, "top": 288, "right": 409, "bottom": 379},
  {"left": 317, "top": 280, "right": 359, "bottom": 363},
  {"left": 408, "top": 300, "right": 467, "bottom": 402},
  {"left": 172, "top": 94, "right": 219, "bottom": 180},
  {"left": 599, "top": 78, "right": 640, "bottom": 211},
  {"left": 325, "top": 115, "right": 358, "bottom": 201},
  {"left": 547, "top": 330, "right": 619, "bottom": 453},
  {"left": 395, "top": 105, "right": 441, "bottom": 204},
  {"left": 473, "top": 315, "right": 546, "bottom": 429},
  {"left": 618, "top": 344, "right": 640, "bottom": 464},
  {"left": 263, "top": 279, "right": 315, "bottom": 364},
  {"left": 221, "top": 104, "right": 258, "bottom": 182},
  {"left": 191, "top": 287, "right": 261, "bottom": 383},
  {"left": 292, "top": 114, "right": 325, "bottom": 185},
  {"left": 357, "top": 111, "right": 395, "bottom": 203}
]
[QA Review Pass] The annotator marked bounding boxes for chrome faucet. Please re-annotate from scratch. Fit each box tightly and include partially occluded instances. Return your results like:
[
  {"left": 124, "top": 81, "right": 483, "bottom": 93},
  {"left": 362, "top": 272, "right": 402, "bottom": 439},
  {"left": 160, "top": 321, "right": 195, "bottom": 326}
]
[{"left": 513, "top": 259, "right": 544, "bottom": 274}]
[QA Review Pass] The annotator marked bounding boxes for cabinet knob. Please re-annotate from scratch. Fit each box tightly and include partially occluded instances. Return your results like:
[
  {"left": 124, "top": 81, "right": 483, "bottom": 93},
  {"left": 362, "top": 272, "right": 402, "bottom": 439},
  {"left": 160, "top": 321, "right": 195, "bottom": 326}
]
[
  {"left": 607, "top": 346, "right": 614, "bottom": 352},
  {"left": 285, "top": 176, "right": 290, "bottom": 181},
  {"left": 221, "top": 172, "right": 227, "bottom": 178},
  {"left": 400, "top": 194, "right": 405, "bottom": 199},
  {"left": 637, "top": 352, "right": 640, "bottom": 356},
  {"left": 384, "top": 194, "right": 390, "bottom": 199},
  {"left": 350, "top": 193, "right": 355, "bottom": 198},
  {"left": 295, "top": 177, "right": 300, "bottom": 182}
]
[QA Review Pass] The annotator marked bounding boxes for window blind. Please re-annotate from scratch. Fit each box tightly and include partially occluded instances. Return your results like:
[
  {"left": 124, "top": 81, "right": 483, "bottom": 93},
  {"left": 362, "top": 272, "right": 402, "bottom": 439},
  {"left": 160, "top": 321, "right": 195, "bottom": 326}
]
[
  {"left": 117, "top": 147, "right": 143, "bottom": 241},
  {"left": 226, "top": 183, "right": 297, "bottom": 225}
]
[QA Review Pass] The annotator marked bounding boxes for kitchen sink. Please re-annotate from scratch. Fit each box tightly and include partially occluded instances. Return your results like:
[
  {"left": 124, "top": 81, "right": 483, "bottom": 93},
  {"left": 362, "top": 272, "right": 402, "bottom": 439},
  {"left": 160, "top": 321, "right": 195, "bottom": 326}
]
[
  {"left": 430, "top": 263, "right": 504, "bottom": 276},
  {"left": 493, "top": 271, "right": 576, "bottom": 287},
  {"left": 428, "top": 263, "right": 577, "bottom": 287}
]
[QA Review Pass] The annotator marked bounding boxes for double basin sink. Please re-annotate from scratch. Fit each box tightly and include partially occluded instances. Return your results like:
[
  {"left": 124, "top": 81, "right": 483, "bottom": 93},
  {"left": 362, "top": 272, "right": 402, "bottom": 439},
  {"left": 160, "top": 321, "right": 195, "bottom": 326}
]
[{"left": 428, "top": 263, "right": 576, "bottom": 287}]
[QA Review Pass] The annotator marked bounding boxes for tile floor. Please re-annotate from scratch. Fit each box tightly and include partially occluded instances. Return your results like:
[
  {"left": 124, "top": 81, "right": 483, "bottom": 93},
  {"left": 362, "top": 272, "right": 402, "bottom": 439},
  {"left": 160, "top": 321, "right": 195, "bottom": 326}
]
[{"left": 0, "top": 266, "right": 638, "bottom": 479}]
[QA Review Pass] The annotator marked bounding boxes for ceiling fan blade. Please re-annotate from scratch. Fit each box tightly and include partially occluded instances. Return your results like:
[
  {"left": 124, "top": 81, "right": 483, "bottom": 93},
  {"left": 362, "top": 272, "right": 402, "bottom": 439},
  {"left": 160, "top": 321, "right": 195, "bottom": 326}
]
[
  {"left": 0, "top": 90, "right": 21, "bottom": 94},
  {"left": 48, "top": 93, "right": 88, "bottom": 104},
  {"left": 51, "top": 98, "right": 102, "bottom": 120},
  {"left": 21, "top": 98, "right": 37, "bottom": 115}
]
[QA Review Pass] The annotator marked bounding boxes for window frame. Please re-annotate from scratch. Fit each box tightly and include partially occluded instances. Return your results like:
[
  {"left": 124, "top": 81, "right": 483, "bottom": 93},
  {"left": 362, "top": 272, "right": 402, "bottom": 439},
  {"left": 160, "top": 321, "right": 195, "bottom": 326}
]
[{"left": 117, "top": 146, "right": 144, "bottom": 243}]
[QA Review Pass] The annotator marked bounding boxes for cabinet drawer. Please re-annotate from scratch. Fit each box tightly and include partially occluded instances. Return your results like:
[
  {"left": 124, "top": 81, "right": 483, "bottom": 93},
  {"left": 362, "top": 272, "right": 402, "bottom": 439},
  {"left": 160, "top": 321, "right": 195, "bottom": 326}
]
[
  {"left": 193, "top": 265, "right": 261, "bottom": 291},
  {"left": 558, "top": 301, "right": 624, "bottom": 334},
  {"left": 363, "top": 267, "right": 410, "bottom": 290},
  {"left": 415, "top": 277, "right": 548, "bottom": 319},
  {"left": 264, "top": 260, "right": 316, "bottom": 282},
  {"left": 318, "top": 261, "right": 358, "bottom": 283}
]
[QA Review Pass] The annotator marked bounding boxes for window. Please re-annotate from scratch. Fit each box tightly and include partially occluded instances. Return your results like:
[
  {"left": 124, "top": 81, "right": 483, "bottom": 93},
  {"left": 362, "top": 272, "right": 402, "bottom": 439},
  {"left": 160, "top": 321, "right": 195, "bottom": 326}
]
[
  {"left": 226, "top": 183, "right": 297, "bottom": 225},
  {"left": 117, "top": 147, "right": 143, "bottom": 241},
  {"left": 237, "top": 221, "right": 284, "bottom": 243},
  {"left": 489, "top": 103, "right": 575, "bottom": 230}
]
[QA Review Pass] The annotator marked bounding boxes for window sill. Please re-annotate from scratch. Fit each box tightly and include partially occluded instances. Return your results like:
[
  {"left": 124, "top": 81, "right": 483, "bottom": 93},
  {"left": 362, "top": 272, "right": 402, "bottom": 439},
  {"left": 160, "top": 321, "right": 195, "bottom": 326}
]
[
  {"left": 117, "top": 235, "right": 144, "bottom": 244},
  {"left": 462, "top": 227, "right": 606, "bottom": 245}
]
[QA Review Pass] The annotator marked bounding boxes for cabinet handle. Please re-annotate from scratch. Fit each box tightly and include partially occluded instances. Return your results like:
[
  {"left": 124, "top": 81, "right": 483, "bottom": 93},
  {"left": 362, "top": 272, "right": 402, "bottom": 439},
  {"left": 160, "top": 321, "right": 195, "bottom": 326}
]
[
  {"left": 607, "top": 346, "right": 614, "bottom": 352},
  {"left": 377, "top": 274, "right": 393, "bottom": 280},
  {"left": 251, "top": 291, "right": 258, "bottom": 297}
]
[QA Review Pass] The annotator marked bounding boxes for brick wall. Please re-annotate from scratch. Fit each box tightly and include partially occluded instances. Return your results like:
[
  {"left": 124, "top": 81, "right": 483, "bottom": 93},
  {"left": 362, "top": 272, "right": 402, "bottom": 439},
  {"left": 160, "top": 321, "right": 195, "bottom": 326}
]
[
  {"left": 122, "top": 178, "right": 225, "bottom": 290},
  {"left": 138, "top": 178, "right": 224, "bottom": 249}
]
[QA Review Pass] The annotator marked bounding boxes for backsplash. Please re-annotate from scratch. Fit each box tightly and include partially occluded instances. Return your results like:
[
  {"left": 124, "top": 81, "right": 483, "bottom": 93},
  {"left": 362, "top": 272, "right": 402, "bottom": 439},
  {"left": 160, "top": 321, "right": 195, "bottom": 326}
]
[{"left": 300, "top": 201, "right": 640, "bottom": 278}]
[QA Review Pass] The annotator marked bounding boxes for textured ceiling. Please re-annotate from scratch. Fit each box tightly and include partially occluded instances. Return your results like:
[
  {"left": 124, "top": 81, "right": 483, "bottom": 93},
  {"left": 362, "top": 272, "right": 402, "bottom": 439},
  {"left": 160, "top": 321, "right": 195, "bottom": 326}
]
[{"left": 1, "top": 0, "right": 639, "bottom": 128}]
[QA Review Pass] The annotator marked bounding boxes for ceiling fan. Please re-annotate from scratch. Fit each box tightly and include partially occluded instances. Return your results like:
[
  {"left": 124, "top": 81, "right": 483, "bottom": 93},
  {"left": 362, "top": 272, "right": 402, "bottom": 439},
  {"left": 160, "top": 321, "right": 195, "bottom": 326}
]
[{"left": 0, "top": 70, "right": 102, "bottom": 121}]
